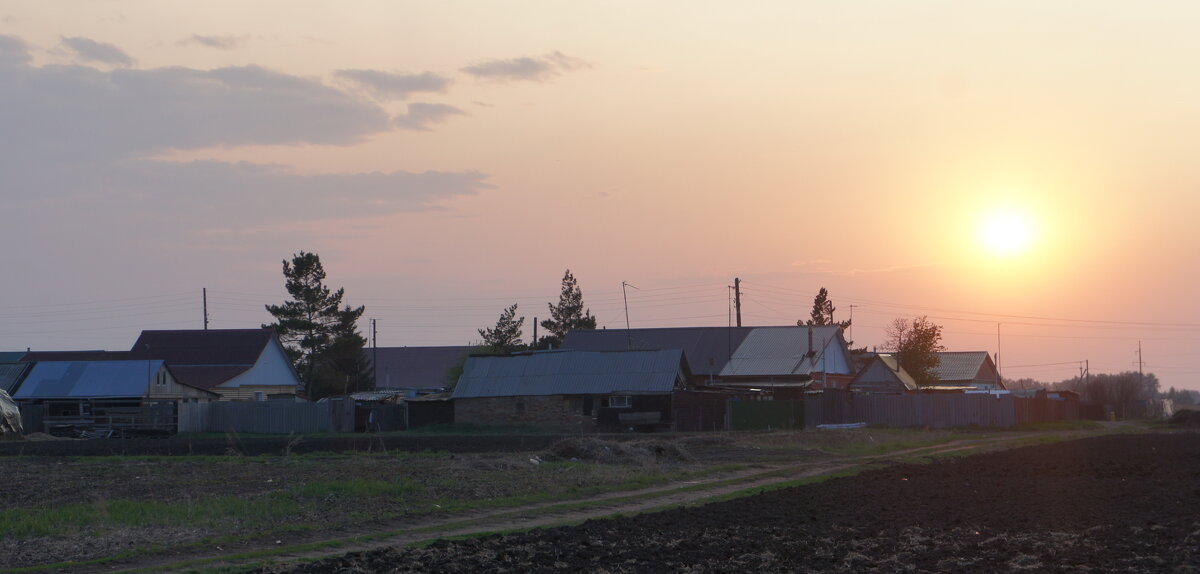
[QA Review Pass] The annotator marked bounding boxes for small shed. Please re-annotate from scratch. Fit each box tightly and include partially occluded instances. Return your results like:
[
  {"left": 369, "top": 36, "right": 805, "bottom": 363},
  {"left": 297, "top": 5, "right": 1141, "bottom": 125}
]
[
  {"left": 848, "top": 354, "right": 918, "bottom": 394},
  {"left": 452, "top": 349, "right": 689, "bottom": 431}
]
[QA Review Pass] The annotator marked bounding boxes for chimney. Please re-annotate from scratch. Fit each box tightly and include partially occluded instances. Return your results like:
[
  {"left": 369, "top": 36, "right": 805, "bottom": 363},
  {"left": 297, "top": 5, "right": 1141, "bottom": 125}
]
[{"left": 807, "top": 325, "right": 813, "bottom": 356}]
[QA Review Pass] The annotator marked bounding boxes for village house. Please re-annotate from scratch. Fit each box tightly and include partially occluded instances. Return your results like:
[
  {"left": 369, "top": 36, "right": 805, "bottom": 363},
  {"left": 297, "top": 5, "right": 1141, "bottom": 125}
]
[
  {"left": 847, "top": 354, "right": 919, "bottom": 394},
  {"left": 563, "top": 325, "right": 855, "bottom": 392},
  {"left": 933, "top": 351, "right": 1004, "bottom": 390},
  {"left": 13, "top": 359, "right": 217, "bottom": 435},
  {"left": 452, "top": 349, "right": 690, "bottom": 432},
  {"left": 128, "top": 329, "right": 302, "bottom": 401}
]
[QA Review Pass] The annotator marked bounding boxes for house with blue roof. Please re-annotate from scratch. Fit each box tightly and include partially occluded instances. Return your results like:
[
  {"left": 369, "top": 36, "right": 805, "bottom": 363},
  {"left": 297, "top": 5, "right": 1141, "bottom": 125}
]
[{"left": 14, "top": 360, "right": 217, "bottom": 435}]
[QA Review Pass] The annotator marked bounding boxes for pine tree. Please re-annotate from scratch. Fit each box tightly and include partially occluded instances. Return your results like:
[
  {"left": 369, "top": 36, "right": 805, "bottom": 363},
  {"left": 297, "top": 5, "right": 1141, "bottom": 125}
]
[
  {"left": 263, "top": 252, "right": 369, "bottom": 399},
  {"left": 478, "top": 303, "right": 526, "bottom": 353},
  {"left": 539, "top": 269, "right": 596, "bottom": 348},
  {"left": 799, "top": 287, "right": 851, "bottom": 330}
]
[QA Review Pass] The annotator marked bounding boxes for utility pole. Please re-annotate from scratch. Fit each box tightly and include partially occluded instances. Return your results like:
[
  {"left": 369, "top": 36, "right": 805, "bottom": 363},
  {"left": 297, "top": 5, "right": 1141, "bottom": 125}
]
[
  {"left": 996, "top": 323, "right": 1002, "bottom": 385},
  {"left": 734, "top": 277, "right": 742, "bottom": 328},
  {"left": 622, "top": 282, "right": 638, "bottom": 349},
  {"left": 847, "top": 304, "right": 856, "bottom": 342},
  {"left": 367, "top": 319, "right": 376, "bottom": 389},
  {"left": 202, "top": 288, "right": 209, "bottom": 330},
  {"left": 1138, "top": 340, "right": 1144, "bottom": 387}
]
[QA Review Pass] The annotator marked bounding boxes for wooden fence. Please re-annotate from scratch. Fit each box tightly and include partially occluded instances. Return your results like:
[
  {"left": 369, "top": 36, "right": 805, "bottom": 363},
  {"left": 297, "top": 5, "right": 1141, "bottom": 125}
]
[{"left": 804, "top": 389, "right": 1078, "bottom": 429}]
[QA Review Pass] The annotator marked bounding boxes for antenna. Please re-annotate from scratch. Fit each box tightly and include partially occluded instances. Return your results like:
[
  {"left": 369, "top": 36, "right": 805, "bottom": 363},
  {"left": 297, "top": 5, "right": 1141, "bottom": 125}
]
[{"left": 622, "top": 281, "right": 639, "bottom": 349}]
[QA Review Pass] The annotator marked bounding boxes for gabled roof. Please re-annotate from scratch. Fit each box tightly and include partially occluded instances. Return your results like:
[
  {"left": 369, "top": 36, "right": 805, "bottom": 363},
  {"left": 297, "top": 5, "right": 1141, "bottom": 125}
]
[
  {"left": 720, "top": 326, "right": 848, "bottom": 377},
  {"left": 849, "top": 354, "right": 918, "bottom": 392},
  {"left": 14, "top": 360, "right": 166, "bottom": 399},
  {"left": 562, "top": 327, "right": 753, "bottom": 377},
  {"left": 452, "top": 349, "right": 687, "bottom": 399},
  {"left": 933, "top": 352, "right": 995, "bottom": 382},
  {"left": 365, "top": 346, "right": 474, "bottom": 390},
  {"left": 128, "top": 329, "right": 284, "bottom": 390}
]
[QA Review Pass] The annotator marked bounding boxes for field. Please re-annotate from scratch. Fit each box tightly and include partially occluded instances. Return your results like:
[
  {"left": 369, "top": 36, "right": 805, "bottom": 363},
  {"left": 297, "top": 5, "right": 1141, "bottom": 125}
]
[
  {"left": 260, "top": 431, "right": 1200, "bottom": 573},
  {"left": 0, "top": 424, "right": 1191, "bottom": 573}
]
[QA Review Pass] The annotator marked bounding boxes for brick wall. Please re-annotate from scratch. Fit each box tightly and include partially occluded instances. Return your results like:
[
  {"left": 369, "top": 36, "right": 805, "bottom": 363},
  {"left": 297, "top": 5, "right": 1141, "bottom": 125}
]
[{"left": 455, "top": 395, "right": 596, "bottom": 432}]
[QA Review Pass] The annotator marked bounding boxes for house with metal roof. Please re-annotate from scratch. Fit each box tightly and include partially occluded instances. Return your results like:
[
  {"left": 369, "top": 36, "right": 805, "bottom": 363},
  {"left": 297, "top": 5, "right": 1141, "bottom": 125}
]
[
  {"left": 452, "top": 349, "right": 690, "bottom": 431},
  {"left": 0, "top": 352, "right": 32, "bottom": 396},
  {"left": 364, "top": 345, "right": 475, "bottom": 394},
  {"left": 128, "top": 329, "right": 302, "bottom": 400},
  {"left": 14, "top": 360, "right": 218, "bottom": 435},
  {"left": 719, "top": 326, "right": 855, "bottom": 390},
  {"left": 563, "top": 325, "right": 855, "bottom": 391},
  {"left": 933, "top": 352, "right": 1003, "bottom": 390},
  {"left": 562, "top": 327, "right": 753, "bottom": 382},
  {"left": 848, "top": 354, "right": 918, "bottom": 394}
]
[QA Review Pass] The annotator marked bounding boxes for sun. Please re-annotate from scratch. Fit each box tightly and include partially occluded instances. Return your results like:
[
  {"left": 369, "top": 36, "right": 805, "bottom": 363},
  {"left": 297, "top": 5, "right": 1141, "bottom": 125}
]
[{"left": 979, "top": 209, "right": 1035, "bottom": 257}]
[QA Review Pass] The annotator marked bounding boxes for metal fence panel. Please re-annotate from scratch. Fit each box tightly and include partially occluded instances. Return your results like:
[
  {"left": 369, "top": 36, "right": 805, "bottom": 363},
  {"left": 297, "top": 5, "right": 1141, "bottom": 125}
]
[
  {"left": 805, "top": 390, "right": 1073, "bottom": 429},
  {"left": 730, "top": 400, "right": 803, "bottom": 430},
  {"left": 179, "top": 401, "right": 351, "bottom": 434}
]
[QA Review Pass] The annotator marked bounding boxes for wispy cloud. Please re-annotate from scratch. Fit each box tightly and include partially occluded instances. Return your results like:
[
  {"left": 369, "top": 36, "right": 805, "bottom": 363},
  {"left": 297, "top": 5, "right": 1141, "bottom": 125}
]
[
  {"left": 58, "top": 36, "right": 134, "bottom": 67},
  {"left": 394, "top": 103, "right": 466, "bottom": 131},
  {"left": 334, "top": 69, "right": 451, "bottom": 101},
  {"left": 179, "top": 34, "right": 246, "bottom": 50},
  {"left": 460, "top": 50, "right": 590, "bottom": 83}
]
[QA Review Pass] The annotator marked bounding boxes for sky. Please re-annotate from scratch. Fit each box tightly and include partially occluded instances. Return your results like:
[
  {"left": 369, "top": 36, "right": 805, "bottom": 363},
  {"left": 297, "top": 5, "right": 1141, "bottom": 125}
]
[{"left": 3, "top": 2, "right": 1199, "bottom": 391}]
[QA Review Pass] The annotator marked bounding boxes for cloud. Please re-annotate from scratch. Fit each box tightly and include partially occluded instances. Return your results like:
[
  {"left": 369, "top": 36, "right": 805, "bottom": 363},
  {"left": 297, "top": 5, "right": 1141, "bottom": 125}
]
[
  {"left": 460, "top": 51, "right": 590, "bottom": 83},
  {"left": 334, "top": 69, "right": 451, "bottom": 100},
  {"left": 0, "top": 34, "right": 30, "bottom": 66},
  {"left": 0, "top": 60, "right": 392, "bottom": 165},
  {"left": 58, "top": 36, "right": 134, "bottom": 67},
  {"left": 179, "top": 34, "right": 245, "bottom": 50},
  {"left": 394, "top": 103, "right": 466, "bottom": 131},
  {"left": 0, "top": 35, "right": 493, "bottom": 227}
]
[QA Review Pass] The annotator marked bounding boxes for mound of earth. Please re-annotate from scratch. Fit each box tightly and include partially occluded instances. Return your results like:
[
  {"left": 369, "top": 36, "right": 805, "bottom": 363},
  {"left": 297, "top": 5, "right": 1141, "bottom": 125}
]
[
  {"left": 261, "top": 432, "right": 1200, "bottom": 573},
  {"left": 1168, "top": 409, "right": 1200, "bottom": 428}
]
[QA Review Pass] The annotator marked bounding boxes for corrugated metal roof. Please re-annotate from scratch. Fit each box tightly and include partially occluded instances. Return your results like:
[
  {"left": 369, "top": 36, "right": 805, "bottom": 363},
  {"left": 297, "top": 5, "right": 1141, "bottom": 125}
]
[
  {"left": 934, "top": 352, "right": 991, "bottom": 381},
  {"left": 365, "top": 346, "right": 474, "bottom": 390},
  {"left": 14, "top": 360, "right": 164, "bottom": 399},
  {"left": 720, "top": 326, "right": 845, "bottom": 377},
  {"left": 562, "top": 327, "right": 752, "bottom": 377},
  {"left": 0, "top": 361, "right": 31, "bottom": 394},
  {"left": 452, "top": 349, "right": 685, "bottom": 399}
]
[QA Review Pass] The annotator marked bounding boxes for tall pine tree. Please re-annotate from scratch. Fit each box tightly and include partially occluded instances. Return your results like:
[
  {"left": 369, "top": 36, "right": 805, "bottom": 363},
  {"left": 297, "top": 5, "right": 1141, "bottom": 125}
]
[
  {"left": 539, "top": 269, "right": 596, "bottom": 348},
  {"left": 263, "top": 252, "right": 370, "bottom": 399}
]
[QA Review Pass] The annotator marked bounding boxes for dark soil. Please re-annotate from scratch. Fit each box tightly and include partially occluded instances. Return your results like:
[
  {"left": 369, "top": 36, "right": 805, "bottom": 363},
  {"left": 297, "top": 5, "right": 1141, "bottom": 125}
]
[{"left": 260, "top": 432, "right": 1200, "bottom": 573}]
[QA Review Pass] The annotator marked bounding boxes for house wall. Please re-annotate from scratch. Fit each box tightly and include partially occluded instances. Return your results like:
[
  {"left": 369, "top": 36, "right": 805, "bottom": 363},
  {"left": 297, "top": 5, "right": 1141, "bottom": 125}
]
[
  {"left": 213, "top": 385, "right": 298, "bottom": 402},
  {"left": 145, "top": 366, "right": 216, "bottom": 402},
  {"left": 455, "top": 395, "right": 597, "bottom": 431},
  {"left": 219, "top": 339, "right": 301, "bottom": 391}
]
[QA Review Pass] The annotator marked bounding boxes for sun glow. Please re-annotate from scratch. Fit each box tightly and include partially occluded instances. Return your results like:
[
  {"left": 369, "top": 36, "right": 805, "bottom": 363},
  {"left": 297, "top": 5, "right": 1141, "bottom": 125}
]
[{"left": 979, "top": 209, "right": 1035, "bottom": 257}]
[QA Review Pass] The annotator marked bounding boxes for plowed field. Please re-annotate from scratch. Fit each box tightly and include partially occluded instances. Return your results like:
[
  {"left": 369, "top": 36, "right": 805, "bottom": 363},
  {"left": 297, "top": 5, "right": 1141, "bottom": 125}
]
[{"left": 264, "top": 432, "right": 1200, "bottom": 573}]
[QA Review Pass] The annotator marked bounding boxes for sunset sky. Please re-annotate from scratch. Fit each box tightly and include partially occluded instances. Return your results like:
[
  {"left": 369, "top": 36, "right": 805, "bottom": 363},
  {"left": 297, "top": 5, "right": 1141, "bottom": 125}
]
[{"left": 3, "top": 2, "right": 1199, "bottom": 390}]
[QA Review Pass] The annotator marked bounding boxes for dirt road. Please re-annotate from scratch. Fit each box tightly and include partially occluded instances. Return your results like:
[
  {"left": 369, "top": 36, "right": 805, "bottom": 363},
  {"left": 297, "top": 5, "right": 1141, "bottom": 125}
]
[{"left": 84, "top": 433, "right": 1046, "bottom": 574}]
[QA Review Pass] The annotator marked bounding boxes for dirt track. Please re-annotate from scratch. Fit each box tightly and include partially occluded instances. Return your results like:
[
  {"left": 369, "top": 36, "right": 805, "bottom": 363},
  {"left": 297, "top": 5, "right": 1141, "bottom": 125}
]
[
  {"left": 75, "top": 433, "right": 1045, "bottom": 573},
  {"left": 249, "top": 432, "right": 1200, "bottom": 574}
]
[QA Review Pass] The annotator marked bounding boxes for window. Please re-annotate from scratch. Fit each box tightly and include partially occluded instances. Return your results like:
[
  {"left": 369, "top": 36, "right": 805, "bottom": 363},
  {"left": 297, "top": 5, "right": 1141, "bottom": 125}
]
[
  {"left": 515, "top": 401, "right": 525, "bottom": 414},
  {"left": 607, "top": 395, "right": 631, "bottom": 408},
  {"left": 156, "top": 372, "right": 167, "bottom": 386},
  {"left": 253, "top": 391, "right": 265, "bottom": 402}
]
